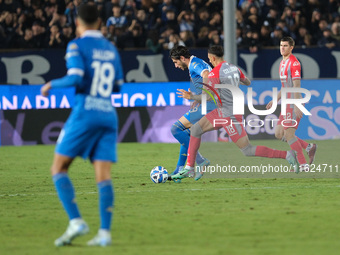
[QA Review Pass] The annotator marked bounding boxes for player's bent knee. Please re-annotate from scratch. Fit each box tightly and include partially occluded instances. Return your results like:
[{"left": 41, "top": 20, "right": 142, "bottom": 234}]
[
  {"left": 191, "top": 122, "right": 204, "bottom": 138},
  {"left": 170, "top": 123, "right": 178, "bottom": 135},
  {"left": 241, "top": 144, "right": 256, "bottom": 157}
]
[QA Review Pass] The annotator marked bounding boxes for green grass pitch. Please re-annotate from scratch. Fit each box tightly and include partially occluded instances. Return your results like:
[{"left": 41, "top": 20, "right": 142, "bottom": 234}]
[{"left": 0, "top": 140, "right": 340, "bottom": 255}]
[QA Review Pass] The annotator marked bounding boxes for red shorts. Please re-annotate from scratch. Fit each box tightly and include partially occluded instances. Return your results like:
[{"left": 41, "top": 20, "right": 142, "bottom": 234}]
[
  {"left": 206, "top": 109, "right": 247, "bottom": 143},
  {"left": 278, "top": 105, "right": 301, "bottom": 130}
]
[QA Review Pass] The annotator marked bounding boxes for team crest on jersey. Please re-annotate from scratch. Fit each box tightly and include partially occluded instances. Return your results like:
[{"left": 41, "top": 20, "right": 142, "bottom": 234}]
[
  {"left": 69, "top": 43, "right": 78, "bottom": 50},
  {"left": 295, "top": 70, "right": 300, "bottom": 76},
  {"left": 293, "top": 61, "right": 299, "bottom": 66}
]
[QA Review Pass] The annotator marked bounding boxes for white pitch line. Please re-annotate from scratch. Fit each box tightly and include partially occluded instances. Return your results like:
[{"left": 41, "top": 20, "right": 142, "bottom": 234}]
[{"left": 0, "top": 185, "right": 339, "bottom": 198}]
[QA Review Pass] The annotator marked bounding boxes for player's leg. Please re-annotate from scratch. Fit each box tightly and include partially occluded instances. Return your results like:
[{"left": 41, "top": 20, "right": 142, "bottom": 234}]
[
  {"left": 171, "top": 113, "right": 208, "bottom": 175},
  {"left": 52, "top": 154, "right": 89, "bottom": 247},
  {"left": 170, "top": 115, "right": 192, "bottom": 174},
  {"left": 234, "top": 136, "right": 299, "bottom": 172},
  {"left": 87, "top": 161, "right": 113, "bottom": 247},
  {"left": 277, "top": 115, "right": 316, "bottom": 164},
  {"left": 172, "top": 116, "right": 215, "bottom": 180},
  {"left": 275, "top": 124, "right": 285, "bottom": 141},
  {"left": 285, "top": 127, "right": 308, "bottom": 171}
]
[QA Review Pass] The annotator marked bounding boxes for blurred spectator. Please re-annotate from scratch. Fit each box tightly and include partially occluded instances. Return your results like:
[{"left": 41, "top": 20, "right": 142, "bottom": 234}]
[
  {"left": 123, "top": 0, "right": 138, "bottom": 26},
  {"left": 309, "top": 8, "right": 322, "bottom": 41},
  {"left": 242, "top": 29, "right": 261, "bottom": 52},
  {"left": 2, "top": 0, "right": 21, "bottom": 13},
  {"left": 123, "top": 20, "right": 146, "bottom": 48},
  {"left": 280, "top": 6, "right": 300, "bottom": 33},
  {"left": 194, "top": 8, "right": 210, "bottom": 37},
  {"left": 246, "top": 14, "right": 261, "bottom": 32},
  {"left": 16, "top": 28, "right": 35, "bottom": 48},
  {"left": 270, "top": 26, "right": 283, "bottom": 46},
  {"left": 276, "top": 19, "right": 290, "bottom": 37},
  {"left": 205, "top": 0, "right": 222, "bottom": 13},
  {"left": 177, "top": 10, "right": 194, "bottom": 32},
  {"left": 180, "top": 30, "right": 195, "bottom": 47},
  {"left": 236, "top": 9, "right": 246, "bottom": 30},
  {"left": 261, "top": 0, "right": 276, "bottom": 21},
  {"left": 104, "top": 0, "right": 121, "bottom": 21},
  {"left": 209, "top": 12, "right": 223, "bottom": 33},
  {"left": 60, "top": 23, "right": 74, "bottom": 47},
  {"left": 264, "top": 7, "right": 279, "bottom": 31},
  {"left": 106, "top": 4, "right": 127, "bottom": 28},
  {"left": 166, "top": 33, "right": 185, "bottom": 49},
  {"left": 160, "top": 8, "right": 178, "bottom": 33},
  {"left": 195, "top": 26, "right": 210, "bottom": 47},
  {"left": 47, "top": 23, "right": 64, "bottom": 48},
  {"left": 146, "top": 29, "right": 162, "bottom": 53},
  {"left": 295, "top": 26, "right": 312, "bottom": 47},
  {"left": 209, "top": 32, "right": 223, "bottom": 47},
  {"left": 317, "top": 28, "right": 339, "bottom": 49},
  {"left": 159, "top": 0, "right": 177, "bottom": 22},
  {"left": 31, "top": 20, "right": 46, "bottom": 48},
  {"left": 312, "top": 18, "right": 329, "bottom": 44},
  {"left": 331, "top": 21, "right": 340, "bottom": 42},
  {"left": 259, "top": 24, "right": 272, "bottom": 46},
  {"left": 64, "top": 0, "right": 79, "bottom": 29}
]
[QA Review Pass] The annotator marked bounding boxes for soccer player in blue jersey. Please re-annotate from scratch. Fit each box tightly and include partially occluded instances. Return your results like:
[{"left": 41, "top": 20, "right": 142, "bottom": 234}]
[
  {"left": 169, "top": 46, "right": 214, "bottom": 178},
  {"left": 41, "top": 3, "right": 123, "bottom": 247}
]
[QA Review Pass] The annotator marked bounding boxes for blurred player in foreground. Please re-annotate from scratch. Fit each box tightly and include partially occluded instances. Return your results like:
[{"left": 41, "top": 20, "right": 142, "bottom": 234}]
[
  {"left": 266, "top": 36, "right": 317, "bottom": 172},
  {"left": 169, "top": 46, "right": 213, "bottom": 178},
  {"left": 173, "top": 45, "right": 300, "bottom": 180},
  {"left": 41, "top": 3, "right": 123, "bottom": 247}
]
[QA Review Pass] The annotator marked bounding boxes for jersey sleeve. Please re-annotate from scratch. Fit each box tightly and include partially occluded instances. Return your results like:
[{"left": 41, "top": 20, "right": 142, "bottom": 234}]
[
  {"left": 113, "top": 49, "right": 124, "bottom": 92},
  {"left": 50, "top": 41, "right": 84, "bottom": 88},
  {"left": 65, "top": 41, "right": 85, "bottom": 77},
  {"left": 194, "top": 60, "right": 210, "bottom": 77},
  {"left": 237, "top": 67, "right": 246, "bottom": 80},
  {"left": 290, "top": 58, "right": 301, "bottom": 80},
  {"left": 207, "top": 67, "right": 220, "bottom": 90}
]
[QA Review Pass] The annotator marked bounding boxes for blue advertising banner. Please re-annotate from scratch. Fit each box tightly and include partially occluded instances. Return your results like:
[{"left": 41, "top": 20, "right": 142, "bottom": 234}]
[
  {"left": 0, "top": 80, "right": 339, "bottom": 141},
  {"left": 1, "top": 48, "right": 340, "bottom": 85},
  {"left": 0, "top": 82, "right": 189, "bottom": 110}
]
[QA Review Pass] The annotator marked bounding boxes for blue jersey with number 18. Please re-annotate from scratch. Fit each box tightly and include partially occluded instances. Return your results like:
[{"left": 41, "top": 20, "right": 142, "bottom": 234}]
[
  {"left": 52, "top": 30, "right": 123, "bottom": 161},
  {"left": 64, "top": 30, "right": 123, "bottom": 117}
]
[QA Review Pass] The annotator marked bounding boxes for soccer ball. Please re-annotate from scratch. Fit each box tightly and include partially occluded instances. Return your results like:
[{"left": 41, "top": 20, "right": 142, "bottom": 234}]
[{"left": 150, "top": 166, "right": 169, "bottom": 184}]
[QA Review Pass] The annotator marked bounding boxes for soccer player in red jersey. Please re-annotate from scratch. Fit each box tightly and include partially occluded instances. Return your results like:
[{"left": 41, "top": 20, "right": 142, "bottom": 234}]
[
  {"left": 266, "top": 37, "right": 317, "bottom": 172},
  {"left": 172, "top": 45, "right": 300, "bottom": 181}
]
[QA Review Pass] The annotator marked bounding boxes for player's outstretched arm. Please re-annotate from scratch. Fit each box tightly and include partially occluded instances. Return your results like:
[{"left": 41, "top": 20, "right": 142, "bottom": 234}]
[
  {"left": 41, "top": 82, "right": 52, "bottom": 96},
  {"left": 240, "top": 76, "right": 251, "bottom": 86}
]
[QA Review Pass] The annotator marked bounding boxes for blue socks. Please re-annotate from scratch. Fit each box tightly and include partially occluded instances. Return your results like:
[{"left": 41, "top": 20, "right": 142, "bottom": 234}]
[
  {"left": 171, "top": 121, "right": 190, "bottom": 169},
  {"left": 98, "top": 180, "right": 114, "bottom": 230},
  {"left": 53, "top": 173, "right": 114, "bottom": 230},
  {"left": 53, "top": 173, "right": 81, "bottom": 220},
  {"left": 171, "top": 121, "right": 205, "bottom": 172}
]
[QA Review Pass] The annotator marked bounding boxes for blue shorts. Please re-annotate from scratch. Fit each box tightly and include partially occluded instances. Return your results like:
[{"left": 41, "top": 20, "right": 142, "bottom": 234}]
[
  {"left": 56, "top": 111, "right": 118, "bottom": 162},
  {"left": 183, "top": 102, "right": 216, "bottom": 124}
]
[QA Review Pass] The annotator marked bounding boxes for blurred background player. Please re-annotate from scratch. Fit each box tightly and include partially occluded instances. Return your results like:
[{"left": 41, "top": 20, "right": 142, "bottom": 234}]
[
  {"left": 169, "top": 45, "right": 214, "bottom": 178},
  {"left": 41, "top": 3, "right": 124, "bottom": 247},
  {"left": 173, "top": 45, "right": 299, "bottom": 180},
  {"left": 266, "top": 36, "right": 317, "bottom": 172}
]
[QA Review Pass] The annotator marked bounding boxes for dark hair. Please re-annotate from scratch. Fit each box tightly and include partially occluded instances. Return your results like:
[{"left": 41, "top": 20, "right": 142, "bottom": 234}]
[
  {"left": 280, "top": 36, "right": 295, "bottom": 47},
  {"left": 208, "top": 45, "right": 224, "bottom": 57},
  {"left": 77, "top": 3, "right": 99, "bottom": 25},
  {"left": 169, "top": 45, "right": 191, "bottom": 60}
]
